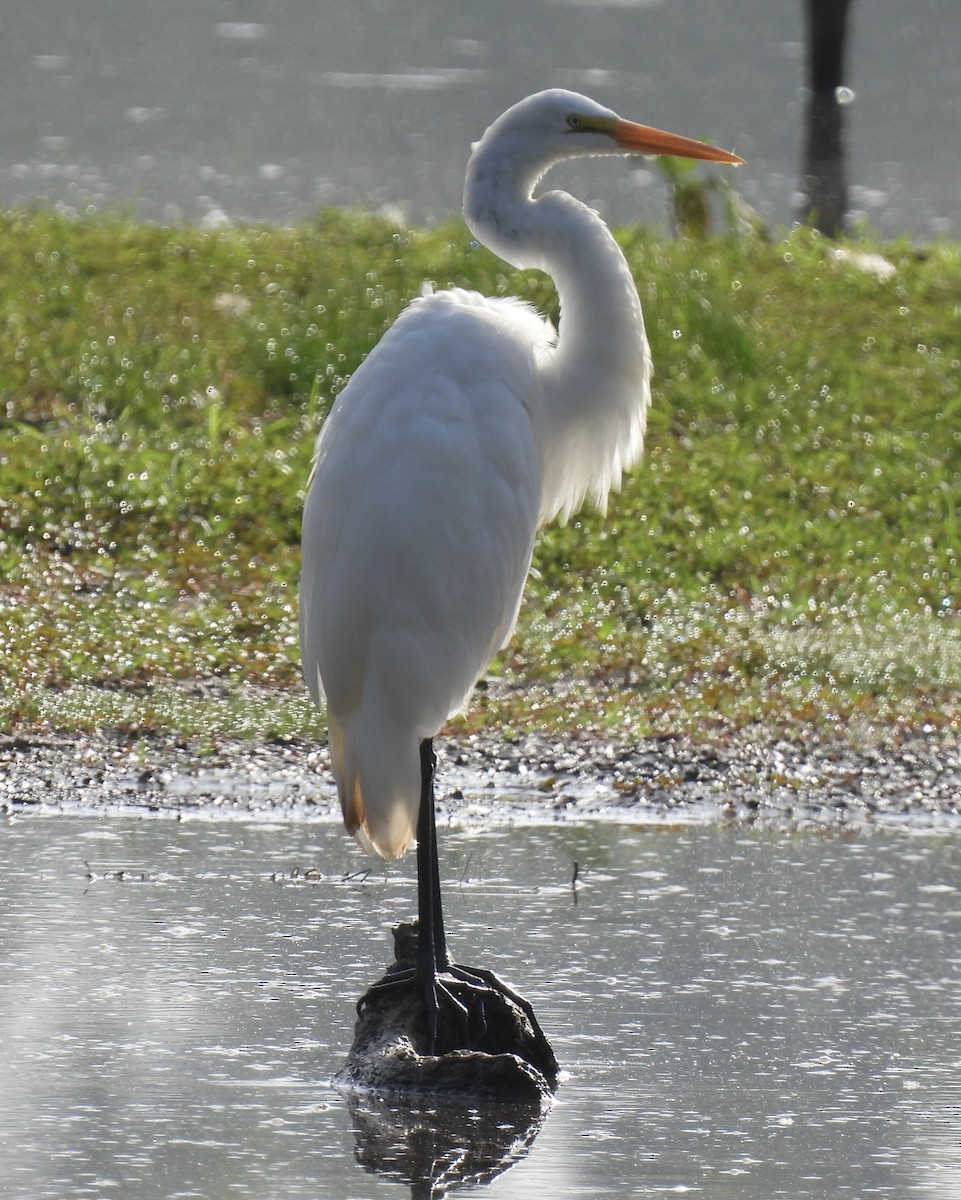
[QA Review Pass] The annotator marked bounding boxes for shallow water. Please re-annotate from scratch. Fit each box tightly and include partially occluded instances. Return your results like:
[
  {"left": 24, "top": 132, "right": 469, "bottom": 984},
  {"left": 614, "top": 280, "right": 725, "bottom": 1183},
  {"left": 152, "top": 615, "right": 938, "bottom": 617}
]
[{"left": 2, "top": 814, "right": 960, "bottom": 1198}]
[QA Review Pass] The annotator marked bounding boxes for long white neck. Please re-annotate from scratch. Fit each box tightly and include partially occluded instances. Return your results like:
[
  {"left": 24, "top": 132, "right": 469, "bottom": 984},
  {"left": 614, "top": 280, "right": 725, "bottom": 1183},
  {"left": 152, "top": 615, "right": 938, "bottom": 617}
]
[{"left": 465, "top": 146, "right": 651, "bottom": 524}]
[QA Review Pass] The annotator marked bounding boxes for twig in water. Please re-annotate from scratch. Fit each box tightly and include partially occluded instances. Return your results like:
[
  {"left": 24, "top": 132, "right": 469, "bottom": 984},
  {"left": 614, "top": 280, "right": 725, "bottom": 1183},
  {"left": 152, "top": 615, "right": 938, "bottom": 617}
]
[{"left": 341, "top": 868, "right": 371, "bottom": 883}]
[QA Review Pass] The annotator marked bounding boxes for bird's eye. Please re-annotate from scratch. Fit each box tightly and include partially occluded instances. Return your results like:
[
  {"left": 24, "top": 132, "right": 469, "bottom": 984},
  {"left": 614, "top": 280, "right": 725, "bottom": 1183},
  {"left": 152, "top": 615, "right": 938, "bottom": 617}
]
[{"left": 566, "top": 113, "right": 584, "bottom": 131}]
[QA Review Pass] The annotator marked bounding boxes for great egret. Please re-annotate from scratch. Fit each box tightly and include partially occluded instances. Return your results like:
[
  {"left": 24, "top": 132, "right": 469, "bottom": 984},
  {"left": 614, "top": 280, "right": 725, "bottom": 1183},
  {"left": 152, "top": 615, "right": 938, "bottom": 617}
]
[{"left": 300, "top": 89, "right": 741, "bottom": 1052}]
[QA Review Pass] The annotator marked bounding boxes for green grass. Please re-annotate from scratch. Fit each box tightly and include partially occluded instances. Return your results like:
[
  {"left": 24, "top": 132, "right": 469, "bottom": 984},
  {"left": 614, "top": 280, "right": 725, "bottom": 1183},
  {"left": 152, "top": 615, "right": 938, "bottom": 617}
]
[{"left": 1, "top": 207, "right": 959, "bottom": 745}]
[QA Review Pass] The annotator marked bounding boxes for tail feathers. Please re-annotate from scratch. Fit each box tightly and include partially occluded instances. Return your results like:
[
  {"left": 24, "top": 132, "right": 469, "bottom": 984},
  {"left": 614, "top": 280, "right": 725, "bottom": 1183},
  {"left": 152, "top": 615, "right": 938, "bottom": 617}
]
[{"left": 328, "top": 713, "right": 421, "bottom": 859}]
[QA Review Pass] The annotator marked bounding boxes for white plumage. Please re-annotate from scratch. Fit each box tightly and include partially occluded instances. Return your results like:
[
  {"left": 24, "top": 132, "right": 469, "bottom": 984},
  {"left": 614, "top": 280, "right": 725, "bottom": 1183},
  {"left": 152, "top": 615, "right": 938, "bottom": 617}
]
[
  {"left": 301, "top": 289, "right": 544, "bottom": 855},
  {"left": 300, "top": 89, "right": 741, "bottom": 858}
]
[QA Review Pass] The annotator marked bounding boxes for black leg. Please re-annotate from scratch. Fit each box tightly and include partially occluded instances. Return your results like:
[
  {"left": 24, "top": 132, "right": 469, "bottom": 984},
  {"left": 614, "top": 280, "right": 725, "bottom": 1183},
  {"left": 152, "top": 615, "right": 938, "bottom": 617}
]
[
  {"left": 417, "top": 738, "right": 475, "bottom": 1051},
  {"left": 415, "top": 738, "right": 450, "bottom": 982},
  {"left": 415, "top": 737, "right": 441, "bottom": 1037},
  {"left": 427, "top": 747, "right": 450, "bottom": 973}
]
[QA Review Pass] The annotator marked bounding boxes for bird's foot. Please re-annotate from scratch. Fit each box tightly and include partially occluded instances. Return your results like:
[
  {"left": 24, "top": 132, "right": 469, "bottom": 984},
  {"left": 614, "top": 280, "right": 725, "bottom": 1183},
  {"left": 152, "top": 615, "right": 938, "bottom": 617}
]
[
  {"left": 359, "top": 963, "right": 493, "bottom": 1055},
  {"left": 349, "top": 924, "right": 559, "bottom": 1089}
]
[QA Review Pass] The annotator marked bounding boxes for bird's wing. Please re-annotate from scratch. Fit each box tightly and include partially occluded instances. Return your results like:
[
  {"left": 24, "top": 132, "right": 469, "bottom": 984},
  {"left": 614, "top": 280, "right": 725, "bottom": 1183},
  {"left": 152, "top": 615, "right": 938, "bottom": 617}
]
[{"left": 300, "top": 289, "right": 549, "bottom": 856}]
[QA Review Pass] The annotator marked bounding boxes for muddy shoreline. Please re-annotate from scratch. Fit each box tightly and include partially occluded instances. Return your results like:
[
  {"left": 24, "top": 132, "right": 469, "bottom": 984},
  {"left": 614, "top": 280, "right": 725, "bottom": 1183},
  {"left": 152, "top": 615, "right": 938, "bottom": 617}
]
[{"left": 3, "top": 724, "right": 960, "bottom": 835}]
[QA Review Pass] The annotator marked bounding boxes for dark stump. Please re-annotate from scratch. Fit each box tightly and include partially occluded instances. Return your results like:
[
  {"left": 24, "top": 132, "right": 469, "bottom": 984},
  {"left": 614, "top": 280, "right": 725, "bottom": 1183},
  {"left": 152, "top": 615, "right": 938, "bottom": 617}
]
[{"left": 335, "top": 921, "right": 559, "bottom": 1103}]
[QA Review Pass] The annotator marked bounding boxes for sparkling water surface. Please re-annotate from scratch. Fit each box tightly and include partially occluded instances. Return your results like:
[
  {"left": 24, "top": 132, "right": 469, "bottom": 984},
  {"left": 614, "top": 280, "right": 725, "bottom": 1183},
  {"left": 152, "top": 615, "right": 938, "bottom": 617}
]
[{"left": 2, "top": 813, "right": 959, "bottom": 1198}]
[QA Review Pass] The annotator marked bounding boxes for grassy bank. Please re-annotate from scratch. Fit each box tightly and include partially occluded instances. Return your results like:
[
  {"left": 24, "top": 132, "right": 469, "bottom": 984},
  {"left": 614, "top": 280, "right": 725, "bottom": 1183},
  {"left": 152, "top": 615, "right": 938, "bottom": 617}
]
[{"left": 1, "top": 208, "right": 959, "bottom": 746}]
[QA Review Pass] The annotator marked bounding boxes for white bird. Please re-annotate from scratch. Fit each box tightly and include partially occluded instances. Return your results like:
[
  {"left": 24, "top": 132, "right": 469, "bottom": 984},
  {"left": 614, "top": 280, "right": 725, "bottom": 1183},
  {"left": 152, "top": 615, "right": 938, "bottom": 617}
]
[{"left": 300, "top": 89, "right": 741, "bottom": 1049}]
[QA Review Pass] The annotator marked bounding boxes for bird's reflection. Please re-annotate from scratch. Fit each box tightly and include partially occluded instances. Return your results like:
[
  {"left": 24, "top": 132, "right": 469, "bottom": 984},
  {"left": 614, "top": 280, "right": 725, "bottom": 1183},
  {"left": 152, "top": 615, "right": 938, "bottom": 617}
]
[{"left": 341, "top": 1086, "right": 550, "bottom": 1199}]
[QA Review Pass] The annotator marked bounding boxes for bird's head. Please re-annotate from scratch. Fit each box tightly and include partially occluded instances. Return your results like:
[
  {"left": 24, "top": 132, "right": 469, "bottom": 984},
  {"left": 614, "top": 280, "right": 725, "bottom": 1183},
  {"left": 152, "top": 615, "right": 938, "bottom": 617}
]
[
  {"left": 464, "top": 88, "right": 742, "bottom": 271},
  {"left": 470, "top": 88, "right": 743, "bottom": 177}
]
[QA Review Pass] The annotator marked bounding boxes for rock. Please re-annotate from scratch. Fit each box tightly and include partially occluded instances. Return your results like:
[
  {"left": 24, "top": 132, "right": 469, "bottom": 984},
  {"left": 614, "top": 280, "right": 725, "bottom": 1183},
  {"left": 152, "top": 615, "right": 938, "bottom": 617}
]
[{"left": 335, "top": 922, "right": 559, "bottom": 1102}]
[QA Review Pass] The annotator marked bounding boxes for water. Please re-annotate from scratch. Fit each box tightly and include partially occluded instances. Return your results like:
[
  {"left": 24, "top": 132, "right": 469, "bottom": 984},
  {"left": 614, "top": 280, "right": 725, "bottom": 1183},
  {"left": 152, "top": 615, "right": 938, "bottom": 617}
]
[
  {"left": 0, "top": 0, "right": 958, "bottom": 237},
  {"left": 2, "top": 813, "right": 959, "bottom": 1198}
]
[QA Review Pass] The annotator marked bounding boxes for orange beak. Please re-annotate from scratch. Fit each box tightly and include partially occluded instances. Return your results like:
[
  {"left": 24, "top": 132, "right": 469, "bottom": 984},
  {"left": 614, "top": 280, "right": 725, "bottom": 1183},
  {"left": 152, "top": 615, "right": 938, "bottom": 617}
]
[{"left": 612, "top": 118, "right": 743, "bottom": 165}]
